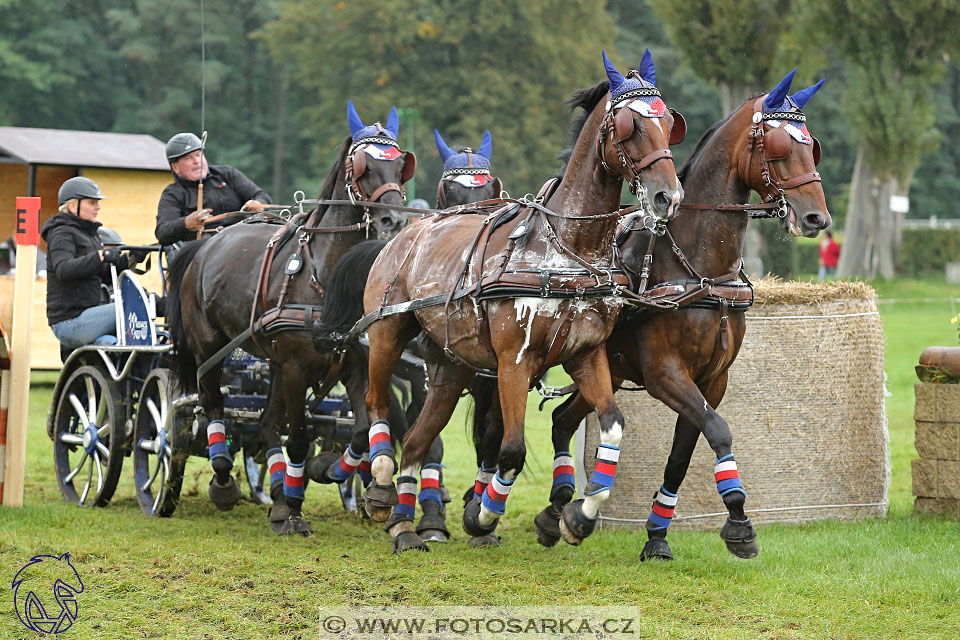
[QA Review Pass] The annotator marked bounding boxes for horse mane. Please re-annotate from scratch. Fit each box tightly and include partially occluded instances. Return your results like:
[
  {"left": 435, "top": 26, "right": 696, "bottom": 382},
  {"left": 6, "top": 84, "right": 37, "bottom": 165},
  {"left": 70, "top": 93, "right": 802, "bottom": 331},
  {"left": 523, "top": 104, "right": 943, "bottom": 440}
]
[
  {"left": 557, "top": 79, "right": 611, "bottom": 177},
  {"left": 311, "top": 135, "right": 354, "bottom": 221},
  {"left": 677, "top": 93, "right": 763, "bottom": 184}
]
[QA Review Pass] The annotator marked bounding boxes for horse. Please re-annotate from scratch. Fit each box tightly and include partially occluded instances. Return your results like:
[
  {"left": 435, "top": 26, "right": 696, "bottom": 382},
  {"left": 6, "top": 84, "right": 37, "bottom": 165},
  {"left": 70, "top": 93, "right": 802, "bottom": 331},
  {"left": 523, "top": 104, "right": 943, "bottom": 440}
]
[
  {"left": 309, "top": 127, "right": 505, "bottom": 543},
  {"left": 359, "top": 49, "right": 685, "bottom": 552},
  {"left": 532, "top": 69, "right": 831, "bottom": 559},
  {"left": 165, "top": 100, "right": 414, "bottom": 536}
]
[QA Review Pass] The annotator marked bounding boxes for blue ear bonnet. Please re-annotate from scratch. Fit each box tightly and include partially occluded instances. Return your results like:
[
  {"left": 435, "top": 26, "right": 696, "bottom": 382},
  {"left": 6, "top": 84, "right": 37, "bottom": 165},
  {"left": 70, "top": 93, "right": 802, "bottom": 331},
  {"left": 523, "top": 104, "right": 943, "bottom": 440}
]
[
  {"left": 347, "top": 100, "right": 399, "bottom": 146},
  {"left": 763, "top": 70, "right": 825, "bottom": 113},
  {"left": 435, "top": 129, "right": 492, "bottom": 172},
  {"left": 603, "top": 49, "right": 659, "bottom": 104}
]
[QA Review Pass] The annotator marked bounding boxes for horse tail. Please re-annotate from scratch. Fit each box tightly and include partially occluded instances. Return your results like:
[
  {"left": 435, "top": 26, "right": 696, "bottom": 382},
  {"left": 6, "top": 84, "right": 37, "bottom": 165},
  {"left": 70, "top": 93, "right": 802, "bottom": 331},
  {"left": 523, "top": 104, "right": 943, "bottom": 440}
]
[
  {"left": 313, "top": 239, "right": 388, "bottom": 350},
  {"left": 164, "top": 240, "right": 207, "bottom": 393}
]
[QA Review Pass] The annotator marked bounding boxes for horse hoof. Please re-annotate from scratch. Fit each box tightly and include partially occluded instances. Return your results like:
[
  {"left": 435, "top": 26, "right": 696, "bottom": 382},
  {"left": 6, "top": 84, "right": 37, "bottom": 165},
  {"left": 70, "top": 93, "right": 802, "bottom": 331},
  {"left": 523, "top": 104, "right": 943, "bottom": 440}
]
[
  {"left": 366, "top": 505, "right": 392, "bottom": 522},
  {"left": 560, "top": 499, "right": 596, "bottom": 546},
  {"left": 462, "top": 498, "right": 498, "bottom": 537},
  {"left": 533, "top": 505, "right": 562, "bottom": 548},
  {"left": 640, "top": 538, "right": 673, "bottom": 561},
  {"left": 416, "top": 514, "right": 450, "bottom": 542},
  {"left": 208, "top": 475, "right": 241, "bottom": 511},
  {"left": 393, "top": 531, "right": 430, "bottom": 553},
  {"left": 469, "top": 534, "right": 502, "bottom": 548},
  {"left": 720, "top": 517, "right": 760, "bottom": 559},
  {"left": 268, "top": 502, "right": 291, "bottom": 533},
  {"left": 306, "top": 451, "right": 341, "bottom": 484},
  {"left": 278, "top": 514, "right": 313, "bottom": 537},
  {"left": 364, "top": 482, "right": 399, "bottom": 509},
  {"left": 419, "top": 529, "right": 448, "bottom": 543},
  {"left": 462, "top": 486, "right": 476, "bottom": 509}
]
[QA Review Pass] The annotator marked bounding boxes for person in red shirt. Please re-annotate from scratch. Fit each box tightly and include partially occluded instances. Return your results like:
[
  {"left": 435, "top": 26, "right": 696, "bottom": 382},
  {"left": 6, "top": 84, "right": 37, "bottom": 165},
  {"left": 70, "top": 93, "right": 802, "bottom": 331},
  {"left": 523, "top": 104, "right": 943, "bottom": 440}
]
[{"left": 819, "top": 229, "right": 840, "bottom": 281}]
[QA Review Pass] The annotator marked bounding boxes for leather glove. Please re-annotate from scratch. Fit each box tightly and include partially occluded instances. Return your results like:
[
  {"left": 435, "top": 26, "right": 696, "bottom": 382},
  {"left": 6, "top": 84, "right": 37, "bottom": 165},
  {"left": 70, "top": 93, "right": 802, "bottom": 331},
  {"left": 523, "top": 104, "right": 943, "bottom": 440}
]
[
  {"left": 128, "top": 248, "right": 150, "bottom": 264},
  {"left": 102, "top": 248, "right": 122, "bottom": 265}
]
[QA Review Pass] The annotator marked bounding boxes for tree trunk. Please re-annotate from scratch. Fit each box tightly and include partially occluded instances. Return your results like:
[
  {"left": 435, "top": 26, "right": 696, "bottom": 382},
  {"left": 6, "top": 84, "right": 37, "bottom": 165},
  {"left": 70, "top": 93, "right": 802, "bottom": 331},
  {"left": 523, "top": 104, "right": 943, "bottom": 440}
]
[
  {"left": 718, "top": 81, "right": 757, "bottom": 117},
  {"left": 837, "top": 143, "right": 899, "bottom": 279},
  {"left": 272, "top": 70, "right": 288, "bottom": 200}
]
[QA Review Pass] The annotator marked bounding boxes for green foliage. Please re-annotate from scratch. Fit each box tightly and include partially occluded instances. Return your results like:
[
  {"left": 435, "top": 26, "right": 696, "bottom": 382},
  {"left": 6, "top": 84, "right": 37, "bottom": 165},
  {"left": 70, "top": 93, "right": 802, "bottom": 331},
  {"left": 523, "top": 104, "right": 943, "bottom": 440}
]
[
  {"left": 262, "top": 0, "right": 615, "bottom": 199},
  {"left": 910, "top": 62, "right": 960, "bottom": 219},
  {"left": 754, "top": 218, "right": 797, "bottom": 277},
  {"left": 895, "top": 228, "right": 960, "bottom": 277}
]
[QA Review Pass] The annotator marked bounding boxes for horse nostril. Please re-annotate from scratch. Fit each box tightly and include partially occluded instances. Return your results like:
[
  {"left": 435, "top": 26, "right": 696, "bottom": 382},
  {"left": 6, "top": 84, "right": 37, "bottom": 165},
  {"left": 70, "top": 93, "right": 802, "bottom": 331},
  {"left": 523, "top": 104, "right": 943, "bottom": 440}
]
[
  {"left": 803, "top": 212, "right": 823, "bottom": 228},
  {"left": 653, "top": 190, "right": 671, "bottom": 213}
]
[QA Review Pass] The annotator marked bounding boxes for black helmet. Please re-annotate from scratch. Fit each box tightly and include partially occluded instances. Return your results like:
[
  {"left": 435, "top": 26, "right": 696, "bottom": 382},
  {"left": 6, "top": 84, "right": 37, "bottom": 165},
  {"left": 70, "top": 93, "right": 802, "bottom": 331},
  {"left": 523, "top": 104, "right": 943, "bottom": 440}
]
[
  {"left": 58, "top": 176, "right": 106, "bottom": 205},
  {"left": 166, "top": 132, "right": 204, "bottom": 161},
  {"left": 97, "top": 227, "right": 123, "bottom": 246}
]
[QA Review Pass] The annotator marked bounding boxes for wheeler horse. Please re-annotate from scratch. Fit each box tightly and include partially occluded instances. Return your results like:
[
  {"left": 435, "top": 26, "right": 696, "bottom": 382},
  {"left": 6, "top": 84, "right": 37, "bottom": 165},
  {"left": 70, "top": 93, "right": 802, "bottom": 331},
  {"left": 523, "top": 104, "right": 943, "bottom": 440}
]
[
  {"left": 536, "top": 70, "right": 831, "bottom": 559},
  {"left": 359, "top": 50, "right": 685, "bottom": 552},
  {"left": 166, "top": 101, "right": 414, "bottom": 535},
  {"left": 312, "top": 127, "right": 506, "bottom": 542}
]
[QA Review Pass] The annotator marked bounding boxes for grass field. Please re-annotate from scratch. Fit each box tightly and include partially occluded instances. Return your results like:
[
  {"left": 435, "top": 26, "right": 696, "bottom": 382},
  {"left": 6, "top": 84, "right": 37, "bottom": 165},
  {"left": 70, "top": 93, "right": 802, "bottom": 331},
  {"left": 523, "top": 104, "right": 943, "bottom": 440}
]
[{"left": 2, "top": 279, "right": 959, "bottom": 639}]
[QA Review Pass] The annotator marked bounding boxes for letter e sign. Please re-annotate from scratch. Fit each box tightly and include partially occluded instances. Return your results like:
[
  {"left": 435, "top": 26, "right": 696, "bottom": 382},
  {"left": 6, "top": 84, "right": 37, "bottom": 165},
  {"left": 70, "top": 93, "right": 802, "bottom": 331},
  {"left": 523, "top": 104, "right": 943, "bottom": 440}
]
[{"left": 15, "top": 197, "right": 40, "bottom": 246}]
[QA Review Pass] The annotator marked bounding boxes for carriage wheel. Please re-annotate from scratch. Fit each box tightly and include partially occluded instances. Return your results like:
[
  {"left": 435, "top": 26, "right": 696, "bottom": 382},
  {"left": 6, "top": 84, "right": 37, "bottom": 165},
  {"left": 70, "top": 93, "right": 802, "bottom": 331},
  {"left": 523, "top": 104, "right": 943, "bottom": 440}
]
[
  {"left": 133, "top": 369, "right": 187, "bottom": 516},
  {"left": 244, "top": 446, "right": 271, "bottom": 505},
  {"left": 53, "top": 365, "right": 125, "bottom": 507}
]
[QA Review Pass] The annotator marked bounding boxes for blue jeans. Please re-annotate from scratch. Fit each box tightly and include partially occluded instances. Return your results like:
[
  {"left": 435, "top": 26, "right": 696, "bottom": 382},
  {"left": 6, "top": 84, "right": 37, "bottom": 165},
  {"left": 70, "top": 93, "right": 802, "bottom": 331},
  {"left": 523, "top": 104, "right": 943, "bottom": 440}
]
[{"left": 51, "top": 303, "right": 118, "bottom": 348}]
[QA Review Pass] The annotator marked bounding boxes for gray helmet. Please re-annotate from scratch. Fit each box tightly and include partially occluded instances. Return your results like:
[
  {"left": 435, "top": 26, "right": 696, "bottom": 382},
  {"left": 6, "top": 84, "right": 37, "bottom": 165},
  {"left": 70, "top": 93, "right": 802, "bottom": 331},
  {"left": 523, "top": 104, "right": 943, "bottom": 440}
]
[
  {"left": 97, "top": 227, "right": 123, "bottom": 246},
  {"left": 166, "top": 132, "right": 204, "bottom": 161},
  {"left": 58, "top": 176, "right": 106, "bottom": 205}
]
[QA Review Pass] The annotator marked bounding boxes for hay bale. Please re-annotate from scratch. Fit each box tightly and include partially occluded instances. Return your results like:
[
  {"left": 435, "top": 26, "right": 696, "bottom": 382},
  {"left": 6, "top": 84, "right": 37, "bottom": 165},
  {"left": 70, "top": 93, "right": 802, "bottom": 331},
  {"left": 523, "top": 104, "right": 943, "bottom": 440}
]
[{"left": 582, "top": 279, "right": 888, "bottom": 529}]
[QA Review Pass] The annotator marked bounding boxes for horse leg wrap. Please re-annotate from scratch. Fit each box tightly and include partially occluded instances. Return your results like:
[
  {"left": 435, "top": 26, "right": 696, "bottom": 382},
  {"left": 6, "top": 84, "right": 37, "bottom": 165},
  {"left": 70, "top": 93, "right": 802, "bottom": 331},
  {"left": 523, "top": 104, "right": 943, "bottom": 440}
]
[
  {"left": 480, "top": 472, "right": 514, "bottom": 520},
  {"left": 315, "top": 445, "right": 361, "bottom": 484},
  {"left": 358, "top": 453, "right": 373, "bottom": 487},
  {"left": 392, "top": 474, "right": 418, "bottom": 524},
  {"left": 585, "top": 444, "right": 619, "bottom": 496},
  {"left": 714, "top": 454, "right": 747, "bottom": 499},
  {"left": 267, "top": 448, "right": 286, "bottom": 489},
  {"left": 206, "top": 421, "right": 231, "bottom": 471},
  {"left": 368, "top": 420, "right": 395, "bottom": 464},
  {"left": 645, "top": 484, "right": 678, "bottom": 532},
  {"left": 550, "top": 451, "right": 576, "bottom": 502},
  {"left": 283, "top": 461, "right": 305, "bottom": 502},
  {"left": 418, "top": 463, "right": 443, "bottom": 505},
  {"left": 472, "top": 465, "right": 497, "bottom": 502}
]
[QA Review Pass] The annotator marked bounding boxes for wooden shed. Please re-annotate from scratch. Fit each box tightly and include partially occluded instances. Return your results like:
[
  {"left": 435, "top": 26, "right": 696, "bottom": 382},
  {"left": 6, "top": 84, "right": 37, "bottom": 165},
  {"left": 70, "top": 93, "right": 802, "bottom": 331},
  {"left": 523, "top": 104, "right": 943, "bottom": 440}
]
[{"left": 0, "top": 127, "right": 171, "bottom": 370}]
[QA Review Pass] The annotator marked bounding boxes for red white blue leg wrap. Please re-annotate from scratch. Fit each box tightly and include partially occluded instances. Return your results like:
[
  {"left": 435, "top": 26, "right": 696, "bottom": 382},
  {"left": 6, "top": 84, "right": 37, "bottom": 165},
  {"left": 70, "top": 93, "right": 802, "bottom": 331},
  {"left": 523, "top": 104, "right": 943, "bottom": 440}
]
[
  {"left": 284, "top": 460, "right": 305, "bottom": 500},
  {"left": 646, "top": 484, "right": 678, "bottom": 531},
  {"left": 368, "top": 420, "right": 393, "bottom": 462},
  {"left": 418, "top": 463, "right": 442, "bottom": 504},
  {"left": 206, "top": 421, "right": 230, "bottom": 464},
  {"left": 329, "top": 444, "right": 362, "bottom": 483},
  {"left": 473, "top": 464, "right": 497, "bottom": 501},
  {"left": 552, "top": 451, "right": 576, "bottom": 493},
  {"left": 395, "top": 474, "right": 417, "bottom": 520},
  {"left": 715, "top": 454, "right": 746, "bottom": 497},
  {"left": 358, "top": 452, "right": 372, "bottom": 486},
  {"left": 481, "top": 472, "right": 514, "bottom": 516},
  {"left": 584, "top": 444, "right": 619, "bottom": 496},
  {"left": 267, "top": 448, "right": 286, "bottom": 488}
]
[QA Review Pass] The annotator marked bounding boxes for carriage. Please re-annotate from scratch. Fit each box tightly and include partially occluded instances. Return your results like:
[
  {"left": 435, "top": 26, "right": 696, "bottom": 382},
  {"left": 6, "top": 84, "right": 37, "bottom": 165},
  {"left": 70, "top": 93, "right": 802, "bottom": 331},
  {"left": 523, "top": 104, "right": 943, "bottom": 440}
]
[{"left": 45, "top": 247, "right": 360, "bottom": 516}]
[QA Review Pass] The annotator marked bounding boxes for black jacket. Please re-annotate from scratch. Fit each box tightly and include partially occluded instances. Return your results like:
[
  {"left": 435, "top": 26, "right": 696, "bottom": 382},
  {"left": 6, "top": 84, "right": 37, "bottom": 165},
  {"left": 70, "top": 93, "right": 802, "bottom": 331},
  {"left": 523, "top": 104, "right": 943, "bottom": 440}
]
[
  {"left": 42, "top": 213, "right": 129, "bottom": 325},
  {"left": 155, "top": 165, "right": 272, "bottom": 245}
]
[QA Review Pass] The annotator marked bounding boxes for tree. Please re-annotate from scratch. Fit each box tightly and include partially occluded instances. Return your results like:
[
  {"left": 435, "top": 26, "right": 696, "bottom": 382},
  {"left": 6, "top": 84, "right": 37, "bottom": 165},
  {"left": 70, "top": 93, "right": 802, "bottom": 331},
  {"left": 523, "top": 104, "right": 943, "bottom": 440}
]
[
  {"left": 802, "top": 0, "right": 960, "bottom": 278},
  {"left": 261, "top": 0, "right": 616, "bottom": 198}
]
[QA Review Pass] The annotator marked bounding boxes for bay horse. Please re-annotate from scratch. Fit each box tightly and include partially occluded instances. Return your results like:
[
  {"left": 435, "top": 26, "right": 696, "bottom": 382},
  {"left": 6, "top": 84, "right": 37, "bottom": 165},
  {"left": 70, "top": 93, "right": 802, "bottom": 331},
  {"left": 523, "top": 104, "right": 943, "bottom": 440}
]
[
  {"left": 361, "top": 50, "right": 685, "bottom": 552},
  {"left": 165, "top": 101, "right": 414, "bottom": 535},
  {"left": 309, "top": 127, "right": 505, "bottom": 543},
  {"left": 534, "top": 69, "right": 831, "bottom": 559}
]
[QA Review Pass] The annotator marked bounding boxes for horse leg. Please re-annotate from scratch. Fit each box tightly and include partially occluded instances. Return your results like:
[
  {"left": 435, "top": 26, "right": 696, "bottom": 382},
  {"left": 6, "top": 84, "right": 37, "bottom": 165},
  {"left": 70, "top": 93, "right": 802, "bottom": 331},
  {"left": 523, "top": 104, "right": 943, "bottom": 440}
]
[
  {"left": 644, "top": 369, "right": 757, "bottom": 559},
  {"left": 388, "top": 359, "right": 472, "bottom": 553},
  {"left": 200, "top": 362, "right": 242, "bottom": 511},
  {"left": 415, "top": 436, "right": 449, "bottom": 543},
  {"left": 465, "top": 381, "right": 504, "bottom": 547},
  {"left": 463, "top": 359, "right": 536, "bottom": 540},
  {"left": 364, "top": 316, "right": 419, "bottom": 515},
  {"left": 277, "top": 362, "right": 313, "bottom": 536},
  {"left": 559, "top": 346, "right": 625, "bottom": 546},
  {"left": 533, "top": 390, "right": 592, "bottom": 547},
  {"left": 260, "top": 371, "right": 293, "bottom": 532}
]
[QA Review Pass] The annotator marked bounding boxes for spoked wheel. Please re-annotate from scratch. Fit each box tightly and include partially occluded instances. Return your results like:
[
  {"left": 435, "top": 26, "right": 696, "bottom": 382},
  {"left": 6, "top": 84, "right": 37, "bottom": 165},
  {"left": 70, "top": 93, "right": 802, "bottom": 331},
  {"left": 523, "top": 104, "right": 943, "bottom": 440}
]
[
  {"left": 133, "top": 369, "right": 187, "bottom": 516},
  {"left": 53, "top": 365, "right": 125, "bottom": 507},
  {"left": 244, "top": 445, "right": 271, "bottom": 505}
]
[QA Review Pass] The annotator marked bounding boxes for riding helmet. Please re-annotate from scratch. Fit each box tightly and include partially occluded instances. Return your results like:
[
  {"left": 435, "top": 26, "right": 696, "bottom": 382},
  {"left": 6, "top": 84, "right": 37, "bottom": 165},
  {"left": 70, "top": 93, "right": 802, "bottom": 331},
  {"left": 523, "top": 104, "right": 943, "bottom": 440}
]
[
  {"left": 97, "top": 227, "right": 123, "bottom": 246},
  {"left": 165, "top": 132, "right": 204, "bottom": 161},
  {"left": 58, "top": 176, "right": 106, "bottom": 205}
]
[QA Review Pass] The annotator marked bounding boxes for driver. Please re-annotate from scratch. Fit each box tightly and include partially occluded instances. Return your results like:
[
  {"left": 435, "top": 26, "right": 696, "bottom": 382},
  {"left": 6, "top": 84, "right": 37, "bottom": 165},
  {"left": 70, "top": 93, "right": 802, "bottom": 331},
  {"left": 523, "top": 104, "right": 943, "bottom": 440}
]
[{"left": 155, "top": 132, "right": 273, "bottom": 245}]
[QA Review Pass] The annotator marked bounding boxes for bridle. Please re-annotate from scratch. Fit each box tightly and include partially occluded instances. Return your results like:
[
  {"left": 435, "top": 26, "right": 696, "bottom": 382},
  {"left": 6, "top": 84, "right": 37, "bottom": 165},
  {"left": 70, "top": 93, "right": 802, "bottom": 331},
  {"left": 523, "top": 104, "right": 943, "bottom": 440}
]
[
  {"left": 435, "top": 148, "right": 502, "bottom": 208},
  {"left": 740, "top": 97, "right": 822, "bottom": 219},
  {"left": 344, "top": 131, "right": 416, "bottom": 213},
  {"left": 596, "top": 81, "right": 686, "bottom": 210}
]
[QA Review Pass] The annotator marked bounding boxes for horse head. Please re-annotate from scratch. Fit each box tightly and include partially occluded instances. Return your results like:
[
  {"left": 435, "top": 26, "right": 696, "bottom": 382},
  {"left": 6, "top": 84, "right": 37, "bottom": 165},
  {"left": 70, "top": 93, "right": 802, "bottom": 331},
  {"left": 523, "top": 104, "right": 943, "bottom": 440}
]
[
  {"left": 743, "top": 70, "right": 831, "bottom": 237},
  {"left": 346, "top": 100, "right": 416, "bottom": 239},
  {"left": 600, "top": 49, "right": 684, "bottom": 221},
  {"left": 434, "top": 128, "right": 502, "bottom": 207}
]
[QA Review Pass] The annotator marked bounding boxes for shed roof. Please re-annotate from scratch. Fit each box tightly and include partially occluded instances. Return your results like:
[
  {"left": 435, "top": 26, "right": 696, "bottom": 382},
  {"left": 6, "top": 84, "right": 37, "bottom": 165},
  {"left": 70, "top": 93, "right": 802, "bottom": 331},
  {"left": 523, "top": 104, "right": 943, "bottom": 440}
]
[{"left": 0, "top": 127, "right": 169, "bottom": 171}]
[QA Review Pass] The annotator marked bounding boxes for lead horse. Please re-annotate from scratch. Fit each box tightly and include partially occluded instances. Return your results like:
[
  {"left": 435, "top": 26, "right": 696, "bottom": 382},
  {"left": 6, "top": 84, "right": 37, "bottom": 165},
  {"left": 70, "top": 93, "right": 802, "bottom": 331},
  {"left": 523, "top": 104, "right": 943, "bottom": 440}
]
[
  {"left": 166, "top": 101, "right": 414, "bottom": 535},
  {"left": 535, "top": 70, "right": 832, "bottom": 559},
  {"left": 361, "top": 50, "right": 685, "bottom": 552}
]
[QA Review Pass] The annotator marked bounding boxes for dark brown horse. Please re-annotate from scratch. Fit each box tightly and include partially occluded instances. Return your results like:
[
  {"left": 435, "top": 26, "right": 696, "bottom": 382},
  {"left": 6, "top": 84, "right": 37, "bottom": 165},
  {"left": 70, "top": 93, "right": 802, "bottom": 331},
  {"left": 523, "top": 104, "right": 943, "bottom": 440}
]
[
  {"left": 361, "top": 50, "right": 685, "bottom": 552},
  {"left": 535, "top": 70, "right": 831, "bottom": 559},
  {"left": 165, "top": 102, "right": 413, "bottom": 535}
]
